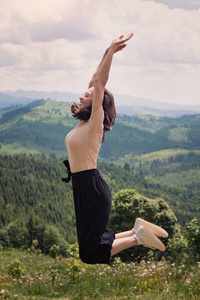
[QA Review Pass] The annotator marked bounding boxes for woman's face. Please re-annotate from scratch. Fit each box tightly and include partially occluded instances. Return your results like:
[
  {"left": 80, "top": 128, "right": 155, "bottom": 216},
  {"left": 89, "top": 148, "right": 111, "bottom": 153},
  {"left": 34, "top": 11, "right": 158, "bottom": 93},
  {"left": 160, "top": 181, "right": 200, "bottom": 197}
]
[
  {"left": 79, "top": 87, "right": 94, "bottom": 109},
  {"left": 78, "top": 87, "right": 94, "bottom": 110}
]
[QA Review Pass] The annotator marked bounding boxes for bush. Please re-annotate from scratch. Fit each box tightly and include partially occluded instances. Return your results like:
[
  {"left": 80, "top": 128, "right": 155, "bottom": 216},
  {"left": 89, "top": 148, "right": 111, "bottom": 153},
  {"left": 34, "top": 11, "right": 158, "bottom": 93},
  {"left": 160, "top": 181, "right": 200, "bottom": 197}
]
[
  {"left": 109, "top": 189, "right": 178, "bottom": 262},
  {"left": 66, "top": 243, "right": 79, "bottom": 259},
  {"left": 65, "top": 258, "right": 83, "bottom": 283},
  {"left": 43, "top": 225, "right": 68, "bottom": 256},
  {"left": 49, "top": 244, "right": 60, "bottom": 259},
  {"left": 0, "top": 219, "right": 69, "bottom": 257},
  {"left": 166, "top": 233, "right": 188, "bottom": 263},
  {"left": 0, "top": 220, "right": 27, "bottom": 249},
  {"left": 185, "top": 217, "right": 200, "bottom": 261},
  {"left": 7, "top": 259, "right": 25, "bottom": 278},
  {"left": 27, "top": 239, "right": 42, "bottom": 255},
  {"left": 65, "top": 243, "right": 82, "bottom": 283},
  {"left": 0, "top": 227, "right": 11, "bottom": 249},
  {"left": 6, "top": 220, "right": 26, "bottom": 248}
]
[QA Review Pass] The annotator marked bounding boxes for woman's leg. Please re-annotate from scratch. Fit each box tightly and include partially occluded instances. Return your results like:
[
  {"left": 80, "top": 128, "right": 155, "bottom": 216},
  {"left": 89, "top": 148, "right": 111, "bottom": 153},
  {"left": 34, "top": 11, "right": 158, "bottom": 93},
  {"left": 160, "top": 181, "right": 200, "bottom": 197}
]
[
  {"left": 111, "top": 224, "right": 166, "bottom": 256},
  {"left": 115, "top": 229, "right": 135, "bottom": 239},
  {"left": 111, "top": 235, "right": 138, "bottom": 256},
  {"left": 110, "top": 219, "right": 168, "bottom": 257}
]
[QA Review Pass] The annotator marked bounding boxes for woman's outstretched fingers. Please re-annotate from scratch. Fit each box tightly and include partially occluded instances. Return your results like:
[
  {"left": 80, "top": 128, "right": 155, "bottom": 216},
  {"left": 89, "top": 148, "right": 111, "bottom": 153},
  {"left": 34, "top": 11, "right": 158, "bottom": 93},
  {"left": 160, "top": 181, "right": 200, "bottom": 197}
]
[
  {"left": 113, "top": 33, "right": 133, "bottom": 46},
  {"left": 112, "top": 33, "right": 133, "bottom": 53},
  {"left": 124, "top": 33, "right": 134, "bottom": 41}
]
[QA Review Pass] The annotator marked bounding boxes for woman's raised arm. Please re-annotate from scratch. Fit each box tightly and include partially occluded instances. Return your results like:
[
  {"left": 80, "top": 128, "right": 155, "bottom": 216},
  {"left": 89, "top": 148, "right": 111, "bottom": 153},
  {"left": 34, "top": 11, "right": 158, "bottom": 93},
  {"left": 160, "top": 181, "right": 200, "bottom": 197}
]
[
  {"left": 88, "top": 48, "right": 109, "bottom": 88},
  {"left": 91, "top": 33, "right": 133, "bottom": 114}
]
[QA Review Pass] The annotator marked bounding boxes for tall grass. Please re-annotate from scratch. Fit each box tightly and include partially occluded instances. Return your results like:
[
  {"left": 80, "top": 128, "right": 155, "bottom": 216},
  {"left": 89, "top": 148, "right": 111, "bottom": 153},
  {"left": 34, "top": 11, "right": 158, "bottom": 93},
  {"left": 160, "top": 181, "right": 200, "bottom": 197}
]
[{"left": 0, "top": 249, "right": 199, "bottom": 299}]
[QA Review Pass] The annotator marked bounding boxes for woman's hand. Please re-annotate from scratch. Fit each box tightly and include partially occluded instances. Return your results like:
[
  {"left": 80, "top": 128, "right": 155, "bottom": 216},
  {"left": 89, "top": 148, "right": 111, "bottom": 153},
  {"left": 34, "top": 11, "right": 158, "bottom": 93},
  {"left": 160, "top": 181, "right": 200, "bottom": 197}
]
[
  {"left": 110, "top": 33, "right": 134, "bottom": 53},
  {"left": 88, "top": 34, "right": 133, "bottom": 88}
]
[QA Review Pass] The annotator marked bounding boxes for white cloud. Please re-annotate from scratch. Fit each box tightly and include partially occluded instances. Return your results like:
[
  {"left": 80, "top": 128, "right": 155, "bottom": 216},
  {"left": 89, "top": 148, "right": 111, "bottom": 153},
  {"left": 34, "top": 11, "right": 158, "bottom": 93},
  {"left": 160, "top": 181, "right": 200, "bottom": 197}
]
[
  {"left": 0, "top": 0, "right": 200, "bottom": 105},
  {"left": 145, "top": 0, "right": 200, "bottom": 10},
  {"left": 0, "top": 0, "right": 95, "bottom": 45}
]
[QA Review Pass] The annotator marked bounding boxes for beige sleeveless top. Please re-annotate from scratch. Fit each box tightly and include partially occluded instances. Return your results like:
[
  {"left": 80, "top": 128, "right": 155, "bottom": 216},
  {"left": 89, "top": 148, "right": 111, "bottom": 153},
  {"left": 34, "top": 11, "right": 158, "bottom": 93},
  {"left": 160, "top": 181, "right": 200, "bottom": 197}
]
[{"left": 65, "top": 107, "right": 104, "bottom": 173}]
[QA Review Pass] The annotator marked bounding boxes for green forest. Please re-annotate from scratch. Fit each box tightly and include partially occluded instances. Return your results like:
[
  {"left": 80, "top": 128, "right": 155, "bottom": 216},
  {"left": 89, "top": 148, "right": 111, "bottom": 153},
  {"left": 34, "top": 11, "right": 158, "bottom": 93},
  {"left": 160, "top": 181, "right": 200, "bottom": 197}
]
[
  {"left": 1, "top": 99, "right": 200, "bottom": 160},
  {"left": 0, "top": 154, "right": 199, "bottom": 240},
  {"left": 117, "top": 149, "right": 200, "bottom": 190}
]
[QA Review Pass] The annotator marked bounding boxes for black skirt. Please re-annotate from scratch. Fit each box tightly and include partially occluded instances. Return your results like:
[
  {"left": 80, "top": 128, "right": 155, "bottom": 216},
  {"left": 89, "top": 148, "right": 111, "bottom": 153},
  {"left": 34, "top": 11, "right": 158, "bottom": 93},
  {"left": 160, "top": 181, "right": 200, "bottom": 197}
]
[{"left": 71, "top": 168, "right": 115, "bottom": 264}]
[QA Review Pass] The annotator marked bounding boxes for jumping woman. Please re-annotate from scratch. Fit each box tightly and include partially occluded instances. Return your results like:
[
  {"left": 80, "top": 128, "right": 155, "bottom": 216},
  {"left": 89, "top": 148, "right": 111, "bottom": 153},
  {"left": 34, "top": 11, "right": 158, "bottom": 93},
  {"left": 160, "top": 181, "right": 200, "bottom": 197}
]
[{"left": 63, "top": 33, "right": 168, "bottom": 264}]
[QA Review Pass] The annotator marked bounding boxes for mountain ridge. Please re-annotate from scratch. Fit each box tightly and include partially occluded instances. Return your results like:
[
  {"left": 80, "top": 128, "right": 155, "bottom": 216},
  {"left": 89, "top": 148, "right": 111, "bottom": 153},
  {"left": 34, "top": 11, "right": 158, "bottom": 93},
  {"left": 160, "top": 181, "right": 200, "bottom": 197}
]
[
  {"left": 1, "top": 89, "right": 200, "bottom": 117},
  {"left": 0, "top": 99, "right": 200, "bottom": 161}
]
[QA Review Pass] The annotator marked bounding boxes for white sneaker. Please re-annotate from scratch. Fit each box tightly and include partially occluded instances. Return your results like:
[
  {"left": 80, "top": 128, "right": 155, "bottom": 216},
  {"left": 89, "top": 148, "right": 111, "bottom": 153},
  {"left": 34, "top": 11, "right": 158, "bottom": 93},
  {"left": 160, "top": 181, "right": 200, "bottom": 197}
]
[
  {"left": 134, "top": 225, "right": 166, "bottom": 251},
  {"left": 133, "top": 218, "right": 168, "bottom": 238}
]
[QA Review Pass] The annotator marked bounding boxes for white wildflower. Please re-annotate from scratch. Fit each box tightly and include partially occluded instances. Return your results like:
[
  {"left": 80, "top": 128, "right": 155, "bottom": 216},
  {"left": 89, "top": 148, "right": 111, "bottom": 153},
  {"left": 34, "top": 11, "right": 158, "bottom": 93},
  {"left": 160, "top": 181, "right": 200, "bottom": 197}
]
[
  {"left": 152, "top": 265, "right": 156, "bottom": 269},
  {"left": 186, "top": 280, "right": 191, "bottom": 284},
  {"left": 171, "top": 263, "right": 175, "bottom": 267}
]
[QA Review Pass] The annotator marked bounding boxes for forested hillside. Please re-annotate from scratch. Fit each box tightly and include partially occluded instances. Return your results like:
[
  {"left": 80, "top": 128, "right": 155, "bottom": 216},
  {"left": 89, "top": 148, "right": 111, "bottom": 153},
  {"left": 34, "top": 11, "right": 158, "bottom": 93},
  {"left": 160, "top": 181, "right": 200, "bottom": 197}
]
[
  {"left": 117, "top": 149, "right": 200, "bottom": 190},
  {"left": 0, "top": 100, "right": 200, "bottom": 160},
  {"left": 0, "top": 154, "right": 199, "bottom": 243},
  {"left": 0, "top": 100, "right": 199, "bottom": 238}
]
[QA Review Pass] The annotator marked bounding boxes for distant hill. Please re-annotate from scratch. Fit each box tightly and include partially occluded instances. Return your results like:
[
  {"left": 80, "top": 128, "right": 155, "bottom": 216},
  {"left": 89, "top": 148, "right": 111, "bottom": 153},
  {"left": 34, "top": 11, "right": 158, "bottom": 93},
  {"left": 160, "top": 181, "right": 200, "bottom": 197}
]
[
  {"left": 1, "top": 89, "right": 200, "bottom": 117},
  {"left": 116, "top": 105, "right": 199, "bottom": 118},
  {"left": 3, "top": 89, "right": 78, "bottom": 103},
  {"left": 0, "top": 92, "right": 36, "bottom": 107},
  {"left": 0, "top": 100, "right": 200, "bottom": 161},
  {"left": 116, "top": 149, "right": 200, "bottom": 190}
]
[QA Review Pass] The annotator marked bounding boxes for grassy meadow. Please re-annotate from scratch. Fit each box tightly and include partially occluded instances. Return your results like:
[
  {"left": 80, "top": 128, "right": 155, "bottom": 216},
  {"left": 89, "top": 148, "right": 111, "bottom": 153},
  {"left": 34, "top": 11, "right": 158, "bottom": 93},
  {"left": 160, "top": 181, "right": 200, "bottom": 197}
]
[
  {"left": 116, "top": 149, "right": 200, "bottom": 169},
  {"left": 0, "top": 143, "right": 67, "bottom": 157},
  {"left": 147, "top": 168, "right": 200, "bottom": 188},
  {"left": 0, "top": 249, "right": 199, "bottom": 300},
  {"left": 116, "top": 149, "right": 200, "bottom": 189},
  {"left": 0, "top": 143, "right": 41, "bottom": 156}
]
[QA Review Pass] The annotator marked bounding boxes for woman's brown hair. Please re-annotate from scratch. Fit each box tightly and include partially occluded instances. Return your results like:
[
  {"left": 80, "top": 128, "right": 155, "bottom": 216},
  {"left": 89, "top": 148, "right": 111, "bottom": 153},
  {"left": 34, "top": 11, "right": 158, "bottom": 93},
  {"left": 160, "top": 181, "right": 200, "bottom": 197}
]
[{"left": 71, "top": 88, "right": 116, "bottom": 142}]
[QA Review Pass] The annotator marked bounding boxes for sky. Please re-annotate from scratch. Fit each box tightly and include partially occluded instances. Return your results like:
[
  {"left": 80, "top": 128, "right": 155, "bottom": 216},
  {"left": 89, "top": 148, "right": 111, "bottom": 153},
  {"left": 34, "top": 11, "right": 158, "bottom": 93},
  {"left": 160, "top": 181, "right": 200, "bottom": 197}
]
[{"left": 0, "top": 0, "right": 200, "bottom": 105}]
